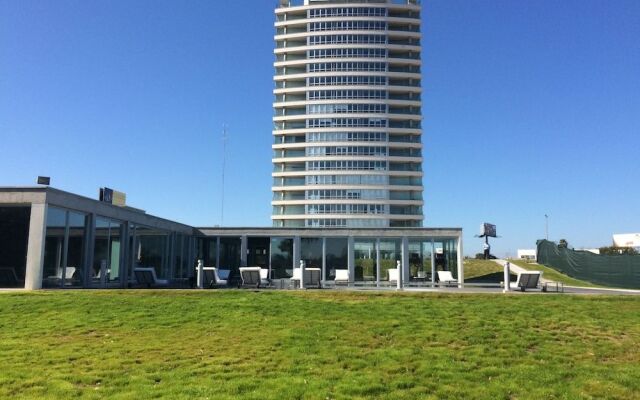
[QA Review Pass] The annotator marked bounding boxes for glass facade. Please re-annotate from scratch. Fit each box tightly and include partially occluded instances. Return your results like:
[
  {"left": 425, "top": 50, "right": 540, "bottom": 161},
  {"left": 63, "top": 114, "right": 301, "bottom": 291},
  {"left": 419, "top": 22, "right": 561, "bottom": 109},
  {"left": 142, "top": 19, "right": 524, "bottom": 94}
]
[
  {"left": 32, "top": 203, "right": 194, "bottom": 289},
  {"left": 43, "top": 207, "right": 88, "bottom": 288},
  {"left": 271, "top": 237, "right": 294, "bottom": 278},
  {"left": 273, "top": 1, "right": 423, "bottom": 228},
  {"left": 92, "top": 217, "right": 123, "bottom": 286},
  {"left": 301, "top": 237, "right": 323, "bottom": 269}
]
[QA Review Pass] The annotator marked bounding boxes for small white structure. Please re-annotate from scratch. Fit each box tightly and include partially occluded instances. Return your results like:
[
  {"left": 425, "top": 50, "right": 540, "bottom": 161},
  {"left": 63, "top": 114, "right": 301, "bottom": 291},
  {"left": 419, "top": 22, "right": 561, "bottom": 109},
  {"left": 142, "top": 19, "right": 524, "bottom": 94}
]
[
  {"left": 517, "top": 249, "right": 536, "bottom": 260},
  {"left": 576, "top": 248, "right": 600, "bottom": 255},
  {"left": 613, "top": 233, "right": 640, "bottom": 248}
]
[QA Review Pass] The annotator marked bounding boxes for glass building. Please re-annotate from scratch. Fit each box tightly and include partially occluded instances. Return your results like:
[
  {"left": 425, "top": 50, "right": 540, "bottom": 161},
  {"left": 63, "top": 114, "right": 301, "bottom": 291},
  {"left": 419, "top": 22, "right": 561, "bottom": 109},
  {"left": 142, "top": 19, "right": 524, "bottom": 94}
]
[
  {"left": 0, "top": 186, "right": 461, "bottom": 290},
  {"left": 272, "top": 0, "right": 424, "bottom": 228}
]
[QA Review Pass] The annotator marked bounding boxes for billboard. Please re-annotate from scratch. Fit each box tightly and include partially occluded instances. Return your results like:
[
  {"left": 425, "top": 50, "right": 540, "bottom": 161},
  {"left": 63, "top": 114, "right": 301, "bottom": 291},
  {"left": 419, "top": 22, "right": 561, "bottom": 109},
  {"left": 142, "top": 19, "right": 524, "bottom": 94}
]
[
  {"left": 480, "top": 223, "right": 497, "bottom": 237},
  {"left": 99, "top": 187, "right": 126, "bottom": 207}
]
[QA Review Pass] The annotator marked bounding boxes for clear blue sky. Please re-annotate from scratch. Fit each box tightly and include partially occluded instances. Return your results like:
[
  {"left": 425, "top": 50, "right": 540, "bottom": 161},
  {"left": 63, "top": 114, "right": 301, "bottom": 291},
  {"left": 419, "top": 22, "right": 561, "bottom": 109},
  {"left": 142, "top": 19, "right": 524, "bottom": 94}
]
[{"left": 1, "top": 0, "right": 638, "bottom": 257}]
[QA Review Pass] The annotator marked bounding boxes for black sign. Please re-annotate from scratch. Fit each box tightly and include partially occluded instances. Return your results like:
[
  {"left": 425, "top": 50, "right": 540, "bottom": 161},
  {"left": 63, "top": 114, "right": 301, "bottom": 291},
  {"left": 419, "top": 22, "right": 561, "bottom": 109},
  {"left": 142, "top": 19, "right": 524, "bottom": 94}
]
[
  {"left": 37, "top": 176, "right": 50, "bottom": 185},
  {"left": 481, "top": 223, "right": 497, "bottom": 238},
  {"left": 99, "top": 187, "right": 114, "bottom": 204}
]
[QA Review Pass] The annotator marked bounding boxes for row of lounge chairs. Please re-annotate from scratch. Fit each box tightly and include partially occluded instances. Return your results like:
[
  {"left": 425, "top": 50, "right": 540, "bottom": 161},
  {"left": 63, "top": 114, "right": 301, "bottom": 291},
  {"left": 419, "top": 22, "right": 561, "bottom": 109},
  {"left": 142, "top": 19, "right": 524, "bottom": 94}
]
[{"left": 130, "top": 267, "right": 462, "bottom": 289}]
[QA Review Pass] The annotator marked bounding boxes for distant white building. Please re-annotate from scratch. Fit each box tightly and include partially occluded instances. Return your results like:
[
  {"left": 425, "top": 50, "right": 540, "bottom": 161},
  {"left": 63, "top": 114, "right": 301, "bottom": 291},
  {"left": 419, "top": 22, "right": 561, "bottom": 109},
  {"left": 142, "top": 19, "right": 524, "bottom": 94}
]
[
  {"left": 517, "top": 249, "right": 536, "bottom": 260},
  {"left": 613, "top": 233, "right": 640, "bottom": 248},
  {"left": 576, "top": 248, "right": 600, "bottom": 255}
]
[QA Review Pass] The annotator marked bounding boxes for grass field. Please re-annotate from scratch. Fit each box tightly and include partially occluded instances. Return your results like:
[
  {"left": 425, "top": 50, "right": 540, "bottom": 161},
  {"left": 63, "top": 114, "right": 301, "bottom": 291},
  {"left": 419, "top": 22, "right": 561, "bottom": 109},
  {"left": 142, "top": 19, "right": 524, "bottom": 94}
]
[
  {"left": 462, "top": 259, "right": 505, "bottom": 281},
  {"left": 507, "top": 259, "right": 601, "bottom": 288},
  {"left": 0, "top": 290, "right": 640, "bottom": 399},
  {"left": 1, "top": 290, "right": 639, "bottom": 399}
]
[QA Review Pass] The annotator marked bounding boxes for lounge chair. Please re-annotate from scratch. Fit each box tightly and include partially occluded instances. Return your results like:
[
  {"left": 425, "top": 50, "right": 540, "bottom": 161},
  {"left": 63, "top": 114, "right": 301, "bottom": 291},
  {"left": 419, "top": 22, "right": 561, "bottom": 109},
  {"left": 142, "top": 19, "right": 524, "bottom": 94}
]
[
  {"left": 134, "top": 267, "right": 169, "bottom": 288},
  {"left": 259, "top": 268, "right": 271, "bottom": 287},
  {"left": 239, "top": 267, "right": 262, "bottom": 288},
  {"left": 290, "top": 267, "right": 322, "bottom": 288},
  {"left": 202, "top": 267, "right": 227, "bottom": 288},
  {"left": 334, "top": 269, "right": 350, "bottom": 286},
  {"left": 437, "top": 270, "right": 457, "bottom": 287},
  {"left": 387, "top": 268, "right": 399, "bottom": 283},
  {"left": 510, "top": 271, "right": 542, "bottom": 292}
]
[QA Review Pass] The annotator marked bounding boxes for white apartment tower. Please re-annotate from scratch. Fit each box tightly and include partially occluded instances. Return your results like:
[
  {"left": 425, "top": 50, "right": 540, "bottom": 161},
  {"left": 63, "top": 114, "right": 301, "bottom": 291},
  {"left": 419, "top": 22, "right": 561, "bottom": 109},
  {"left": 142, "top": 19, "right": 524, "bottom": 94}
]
[{"left": 272, "top": 0, "right": 423, "bottom": 228}]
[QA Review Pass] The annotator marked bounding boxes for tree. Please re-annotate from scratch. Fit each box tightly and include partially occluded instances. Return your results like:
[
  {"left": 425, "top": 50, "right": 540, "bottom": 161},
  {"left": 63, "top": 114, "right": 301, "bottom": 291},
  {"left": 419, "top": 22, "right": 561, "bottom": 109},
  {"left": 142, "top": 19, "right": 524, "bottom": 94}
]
[{"left": 598, "top": 246, "right": 639, "bottom": 256}]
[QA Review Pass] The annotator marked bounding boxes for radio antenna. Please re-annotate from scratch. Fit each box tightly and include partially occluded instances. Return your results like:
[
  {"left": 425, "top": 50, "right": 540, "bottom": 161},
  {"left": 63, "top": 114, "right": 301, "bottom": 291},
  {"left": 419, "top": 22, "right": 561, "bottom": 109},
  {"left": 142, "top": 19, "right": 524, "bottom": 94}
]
[{"left": 220, "top": 124, "right": 228, "bottom": 226}]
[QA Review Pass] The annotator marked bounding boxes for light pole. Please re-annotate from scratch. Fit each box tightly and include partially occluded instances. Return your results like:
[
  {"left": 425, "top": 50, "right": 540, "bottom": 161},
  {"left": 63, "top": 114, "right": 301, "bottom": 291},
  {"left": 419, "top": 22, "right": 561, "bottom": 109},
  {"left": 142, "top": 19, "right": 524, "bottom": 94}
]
[{"left": 544, "top": 214, "right": 549, "bottom": 240}]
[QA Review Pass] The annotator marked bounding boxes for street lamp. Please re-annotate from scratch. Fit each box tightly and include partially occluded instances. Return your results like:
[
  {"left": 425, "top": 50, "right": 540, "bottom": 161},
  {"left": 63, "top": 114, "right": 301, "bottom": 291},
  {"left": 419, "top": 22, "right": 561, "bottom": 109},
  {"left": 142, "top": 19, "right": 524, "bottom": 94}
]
[{"left": 544, "top": 214, "right": 549, "bottom": 240}]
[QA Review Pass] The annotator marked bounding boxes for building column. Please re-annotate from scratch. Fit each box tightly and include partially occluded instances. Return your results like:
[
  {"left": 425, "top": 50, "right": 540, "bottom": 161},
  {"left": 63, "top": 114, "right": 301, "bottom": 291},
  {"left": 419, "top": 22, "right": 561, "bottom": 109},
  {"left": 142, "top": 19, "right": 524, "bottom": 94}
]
[
  {"left": 375, "top": 238, "right": 381, "bottom": 287},
  {"left": 457, "top": 234, "right": 464, "bottom": 288},
  {"left": 293, "top": 236, "right": 301, "bottom": 271},
  {"left": 321, "top": 237, "right": 326, "bottom": 286},
  {"left": 402, "top": 237, "right": 409, "bottom": 285},
  {"left": 24, "top": 203, "right": 48, "bottom": 290},
  {"left": 240, "top": 235, "right": 248, "bottom": 267},
  {"left": 431, "top": 238, "right": 436, "bottom": 286},
  {"left": 347, "top": 236, "right": 354, "bottom": 284},
  {"left": 85, "top": 213, "right": 96, "bottom": 288}
]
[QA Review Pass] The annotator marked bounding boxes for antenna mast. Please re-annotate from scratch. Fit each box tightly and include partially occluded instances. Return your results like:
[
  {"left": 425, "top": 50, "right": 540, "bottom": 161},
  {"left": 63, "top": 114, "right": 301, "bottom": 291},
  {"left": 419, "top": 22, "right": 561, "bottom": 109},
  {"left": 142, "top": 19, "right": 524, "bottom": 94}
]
[{"left": 220, "top": 124, "right": 228, "bottom": 226}]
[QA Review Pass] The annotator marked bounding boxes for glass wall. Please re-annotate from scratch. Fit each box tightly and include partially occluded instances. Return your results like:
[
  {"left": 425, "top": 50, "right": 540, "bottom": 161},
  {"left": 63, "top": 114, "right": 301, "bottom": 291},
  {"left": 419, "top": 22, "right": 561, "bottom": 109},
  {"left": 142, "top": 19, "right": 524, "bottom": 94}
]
[
  {"left": 354, "top": 238, "right": 377, "bottom": 282},
  {"left": 270, "top": 237, "right": 293, "bottom": 278},
  {"left": 408, "top": 239, "right": 433, "bottom": 283},
  {"left": 248, "top": 237, "right": 270, "bottom": 268},
  {"left": 0, "top": 206, "right": 30, "bottom": 288},
  {"left": 198, "top": 237, "right": 217, "bottom": 267},
  {"left": 43, "top": 207, "right": 66, "bottom": 288},
  {"left": 173, "top": 234, "right": 191, "bottom": 280},
  {"left": 66, "top": 211, "right": 88, "bottom": 287},
  {"left": 301, "top": 238, "right": 322, "bottom": 269},
  {"left": 93, "top": 217, "right": 123, "bottom": 286},
  {"left": 379, "top": 239, "right": 401, "bottom": 282},
  {"left": 136, "top": 227, "right": 169, "bottom": 280},
  {"left": 43, "top": 207, "right": 88, "bottom": 288},
  {"left": 324, "top": 237, "right": 348, "bottom": 281},
  {"left": 219, "top": 237, "right": 241, "bottom": 280}
]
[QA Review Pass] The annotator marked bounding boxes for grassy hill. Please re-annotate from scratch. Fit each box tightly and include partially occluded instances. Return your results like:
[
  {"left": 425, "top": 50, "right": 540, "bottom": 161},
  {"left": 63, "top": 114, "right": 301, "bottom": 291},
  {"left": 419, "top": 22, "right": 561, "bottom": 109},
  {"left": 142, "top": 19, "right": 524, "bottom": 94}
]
[
  {"left": 1, "top": 290, "right": 638, "bottom": 399},
  {"left": 508, "top": 259, "right": 602, "bottom": 288}
]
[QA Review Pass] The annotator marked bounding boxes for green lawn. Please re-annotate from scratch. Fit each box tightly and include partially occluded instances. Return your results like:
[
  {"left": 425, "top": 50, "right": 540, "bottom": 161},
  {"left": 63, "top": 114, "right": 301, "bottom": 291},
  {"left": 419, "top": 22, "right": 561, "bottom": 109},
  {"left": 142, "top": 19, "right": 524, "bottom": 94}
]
[
  {"left": 1, "top": 290, "right": 639, "bottom": 399},
  {"left": 507, "top": 259, "right": 602, "bottom": 288},
  {"left": 463, "top": 259, "right": 504, "bottom": 280}
]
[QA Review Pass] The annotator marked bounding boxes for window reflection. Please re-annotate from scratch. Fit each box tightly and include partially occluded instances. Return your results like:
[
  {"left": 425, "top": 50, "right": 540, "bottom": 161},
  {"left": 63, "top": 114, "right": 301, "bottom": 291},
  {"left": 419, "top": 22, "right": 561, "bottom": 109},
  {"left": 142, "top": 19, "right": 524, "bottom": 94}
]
[
  {"left": 93, "top": 217, "right": 123, "bottom": 286},
  {"left": 325, "top": 237, "right": 347, "bottom": 280},
  {"left": 354, "top": 238, "right": 377, "bottom": 281},
  {"left": 43, "top": 207, "right": 88, "bottom": 288},
  {"left": 270, "top": 238, "right": 293, "bottom": 278}
]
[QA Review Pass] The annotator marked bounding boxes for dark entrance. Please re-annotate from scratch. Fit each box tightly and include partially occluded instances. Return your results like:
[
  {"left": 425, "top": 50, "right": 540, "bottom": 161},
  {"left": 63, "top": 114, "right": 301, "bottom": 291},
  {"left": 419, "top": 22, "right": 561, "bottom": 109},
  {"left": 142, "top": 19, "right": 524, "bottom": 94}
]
[{"left": 0, "top": 206, "right": 31, "bottom": 288}]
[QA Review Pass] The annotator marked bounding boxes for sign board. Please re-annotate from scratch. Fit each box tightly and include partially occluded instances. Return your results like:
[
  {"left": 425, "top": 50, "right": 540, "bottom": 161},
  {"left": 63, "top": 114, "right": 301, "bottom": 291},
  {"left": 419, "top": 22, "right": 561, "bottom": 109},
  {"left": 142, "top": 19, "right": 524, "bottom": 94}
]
[
  {"left": 112, "top": 190, "right": 126, "bottom": 207},
  {"left": 99, "top": 187, "right": 126, "bottom": 207},
  {"left": 480, "top": 223, "right": 497, "bottom": 238},
  {"left": 37, "top": 176, "right": 50, "bottom": 185}
]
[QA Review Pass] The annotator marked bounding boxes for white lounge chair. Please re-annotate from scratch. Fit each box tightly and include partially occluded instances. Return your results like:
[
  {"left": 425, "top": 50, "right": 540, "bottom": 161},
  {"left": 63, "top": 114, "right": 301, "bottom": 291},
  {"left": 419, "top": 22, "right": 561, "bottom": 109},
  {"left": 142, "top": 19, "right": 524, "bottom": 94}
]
[
  {"left": 202, "top": 267, "right": 227, "bottom": 288},
  {"left": 334, "top": 269, "right": 350, "bottom": 286},
  {"left": 134, "top": 267, "right": 169, "bottom": 288},
  {"left": 290, "top": 268, "right": 322, "bottom": 288},
  {"left": 387, "top": 268, "right": 399, "bottom": 283},
  {"left": 239, "top": 267, "right": 262, "bottom": 288},
  {"left": 437, "top": 270, "right": 457, "bottom": 286},
  {"left": 510, "top": 271, "right": 542, "bottom": 292},
  {"left": 259, "top": 268, "right": 271, "bottom": 287}
]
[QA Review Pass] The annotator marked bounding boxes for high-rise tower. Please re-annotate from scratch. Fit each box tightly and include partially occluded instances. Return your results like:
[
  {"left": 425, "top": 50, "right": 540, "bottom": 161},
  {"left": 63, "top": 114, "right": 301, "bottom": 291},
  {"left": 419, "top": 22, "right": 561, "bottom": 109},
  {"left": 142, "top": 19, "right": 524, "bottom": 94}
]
[{"left": 272, "top": 0, "right": 423, "bottom": 228}]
